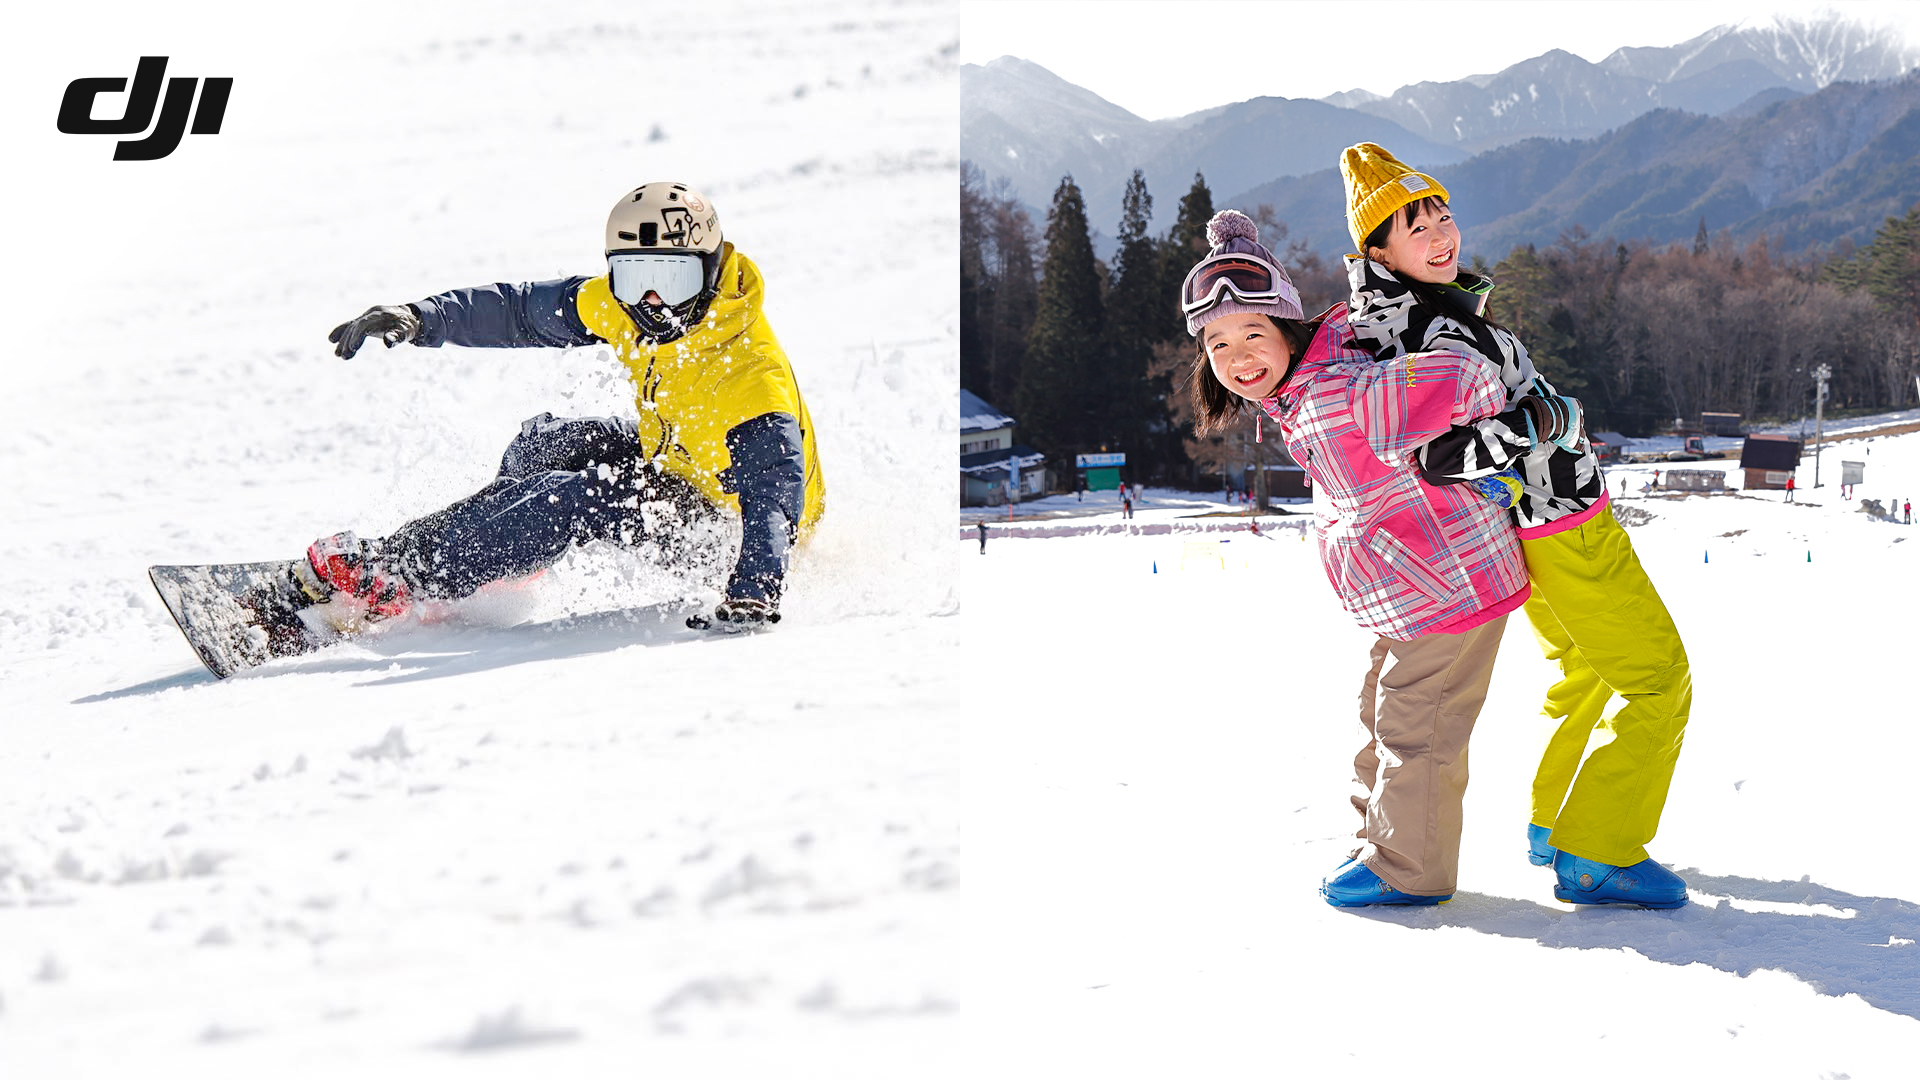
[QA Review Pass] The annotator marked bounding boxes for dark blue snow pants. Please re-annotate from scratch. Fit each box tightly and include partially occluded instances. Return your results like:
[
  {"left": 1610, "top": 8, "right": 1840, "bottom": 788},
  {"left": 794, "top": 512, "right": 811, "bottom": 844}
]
[{"left": 384, "top": 413, "right": 713, "bottom": 600}]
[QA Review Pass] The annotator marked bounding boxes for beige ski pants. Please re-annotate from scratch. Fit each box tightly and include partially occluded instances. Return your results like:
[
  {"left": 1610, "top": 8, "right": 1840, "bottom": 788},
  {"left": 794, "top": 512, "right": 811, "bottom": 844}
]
[{"left": 1351, "top": 615, "right": 1508, "bottom": 896}]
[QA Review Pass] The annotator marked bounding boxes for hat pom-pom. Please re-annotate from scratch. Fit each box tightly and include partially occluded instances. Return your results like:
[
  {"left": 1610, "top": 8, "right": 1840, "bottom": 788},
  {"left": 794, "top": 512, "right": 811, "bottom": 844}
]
[{"left": 1206, "top": 210, "right": 1258, "bottom": 247}]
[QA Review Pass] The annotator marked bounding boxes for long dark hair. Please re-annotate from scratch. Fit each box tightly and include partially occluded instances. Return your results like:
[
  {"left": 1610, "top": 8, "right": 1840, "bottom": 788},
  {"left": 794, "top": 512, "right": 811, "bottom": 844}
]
[
  {"left": 1190, "top": 314, "right": 1322, "bottom": 436},
  {"left": 1362, "top": 197, "right": 1508, "bottom": 357}
]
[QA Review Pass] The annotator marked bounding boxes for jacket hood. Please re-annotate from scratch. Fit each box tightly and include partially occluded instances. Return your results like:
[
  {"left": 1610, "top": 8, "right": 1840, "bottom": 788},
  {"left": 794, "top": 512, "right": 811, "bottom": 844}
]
[{"left": 1344, "top": 254, "right": 1497, "bottom": 351}]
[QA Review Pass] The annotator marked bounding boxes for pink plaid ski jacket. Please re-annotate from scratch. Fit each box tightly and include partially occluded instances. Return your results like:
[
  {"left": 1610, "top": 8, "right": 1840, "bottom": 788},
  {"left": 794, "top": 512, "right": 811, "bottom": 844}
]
[{"left": 1261, "top": 304, "right": 1529, "bottom": 639}]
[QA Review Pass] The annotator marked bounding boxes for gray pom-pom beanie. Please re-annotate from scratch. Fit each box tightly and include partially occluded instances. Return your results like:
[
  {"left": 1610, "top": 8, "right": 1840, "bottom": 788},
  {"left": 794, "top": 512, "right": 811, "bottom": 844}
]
[{"left": 1185, "top": 210, "right": 1304, "bottom": 337}]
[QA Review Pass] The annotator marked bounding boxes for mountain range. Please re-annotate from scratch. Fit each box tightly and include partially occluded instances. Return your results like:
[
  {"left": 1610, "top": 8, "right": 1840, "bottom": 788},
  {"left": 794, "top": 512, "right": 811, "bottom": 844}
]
[
  {"left": 962, "top": 14, "right": 1920, "bottom": 259},
  {"left": 1326, "top": 15, "right": 1918, "bottom": 151},
  {"left": 1233, "top": 71, "right": 1920, "bottom": 266}
]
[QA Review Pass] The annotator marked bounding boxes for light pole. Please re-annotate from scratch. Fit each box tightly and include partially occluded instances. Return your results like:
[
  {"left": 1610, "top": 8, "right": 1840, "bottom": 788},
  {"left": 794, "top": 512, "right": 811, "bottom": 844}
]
[
  {"left": 1255, "top": 413, "right": 1269, "bottom": 512},
  {"left": 1812, "top": 363, "right": 1831, "bottom": 488}
]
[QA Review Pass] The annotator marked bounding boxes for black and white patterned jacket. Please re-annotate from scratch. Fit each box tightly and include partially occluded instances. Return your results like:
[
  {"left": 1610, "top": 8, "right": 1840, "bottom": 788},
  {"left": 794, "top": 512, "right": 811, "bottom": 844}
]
[{"left": 1344, "top": 255, "right": 1604, "bottom": 534}]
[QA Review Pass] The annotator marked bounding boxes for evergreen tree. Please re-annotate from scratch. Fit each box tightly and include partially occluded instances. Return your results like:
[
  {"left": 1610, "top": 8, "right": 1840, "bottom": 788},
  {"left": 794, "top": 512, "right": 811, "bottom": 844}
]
[
  {"left": 1018, "top": 175, "right": 1106, "bottom": 462},
  {"left": 959, "top": 162, "right": 990, "bottom": 398},
  {"left": 1862, "top": 205, "right": 1919, "bottom": 335},
  {"left": 984, "top": 183, "right": 1038, "bottom": 410},
  {"left": 1103, "top": 170, "right": 1166, "bottom": 476},
  {"left": 1693, "top": 217, "right": 1710, "bottom": 256},
  {"left": 1160, "top": 172, "right": 1216, "bottom": 341}
]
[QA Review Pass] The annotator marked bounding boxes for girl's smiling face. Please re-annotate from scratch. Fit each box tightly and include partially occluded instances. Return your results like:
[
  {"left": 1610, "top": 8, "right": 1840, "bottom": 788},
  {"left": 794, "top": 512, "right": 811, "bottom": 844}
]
[
  {"left": 1203, "top": 314, "right": 1292, "bottom": 401},
  {"left": 1369, "top": 200, "right": 1461, "bottom": 284}
]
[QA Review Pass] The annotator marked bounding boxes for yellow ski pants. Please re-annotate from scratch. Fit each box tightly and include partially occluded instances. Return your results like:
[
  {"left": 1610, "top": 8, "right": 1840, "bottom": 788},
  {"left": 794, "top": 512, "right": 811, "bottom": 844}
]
[{"left": 1523, "top": 509, "right": 1689, "bottom": 867}]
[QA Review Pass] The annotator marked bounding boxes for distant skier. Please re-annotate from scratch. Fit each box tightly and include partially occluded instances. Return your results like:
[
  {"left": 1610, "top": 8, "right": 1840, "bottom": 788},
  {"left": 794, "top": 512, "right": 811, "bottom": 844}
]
[
  {"left": 1785, "top": 475, "right": 1795, "bottom": 502},
  {"left": 977, "top": 521, "right": 988, "bottom": 554},
  {"left": 1906, "top": 499, "right": 1912, "bottom": 524},
  {"left": 313, "top": 182, "right": 824, "bottom": 630},
  {"left": 1121, "top": 485, "right": 1133, "bottom": 520}
]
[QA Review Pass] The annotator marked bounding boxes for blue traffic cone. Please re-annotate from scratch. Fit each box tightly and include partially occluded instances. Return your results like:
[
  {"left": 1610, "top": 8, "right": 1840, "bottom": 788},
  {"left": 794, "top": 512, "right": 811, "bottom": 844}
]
[
  {"left": 1152, "top": 560, "right": 1158, "bottom": 574},
  {"left": 1704, "top": 550, "right": 1709, "bottom": 563}
]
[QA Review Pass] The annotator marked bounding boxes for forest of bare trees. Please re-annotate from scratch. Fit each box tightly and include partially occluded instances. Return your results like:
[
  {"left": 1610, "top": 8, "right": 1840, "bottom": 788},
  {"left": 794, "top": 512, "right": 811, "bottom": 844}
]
[{"left": 961, "top": 162, "right": 1920, "bottom": 490}]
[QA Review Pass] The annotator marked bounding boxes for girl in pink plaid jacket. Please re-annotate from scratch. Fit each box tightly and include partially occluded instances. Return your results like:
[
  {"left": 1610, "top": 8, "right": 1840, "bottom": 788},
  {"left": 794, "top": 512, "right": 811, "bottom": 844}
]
[{"left": 1182, "top": 210, "right": 1528, "bottom": 907}]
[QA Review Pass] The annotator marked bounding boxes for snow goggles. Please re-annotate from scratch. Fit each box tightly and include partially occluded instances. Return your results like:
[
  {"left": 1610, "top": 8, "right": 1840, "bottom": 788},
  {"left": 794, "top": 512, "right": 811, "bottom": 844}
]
[
  {"left": 609, "top": 252, "right": 707, "bottom": 307},
  {"left": 1180, "top": 251, "right": 1299, "bottom": 316}
]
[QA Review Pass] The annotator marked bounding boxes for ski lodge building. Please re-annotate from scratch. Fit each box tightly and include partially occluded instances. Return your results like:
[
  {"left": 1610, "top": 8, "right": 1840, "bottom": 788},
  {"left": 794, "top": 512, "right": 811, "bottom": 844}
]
[{"left": 961, "top": 389, "right": 1047, "bottom": 505}]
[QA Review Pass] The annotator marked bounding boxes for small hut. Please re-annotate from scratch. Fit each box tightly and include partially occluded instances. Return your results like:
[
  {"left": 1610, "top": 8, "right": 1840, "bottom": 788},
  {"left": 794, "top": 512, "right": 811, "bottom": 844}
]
[
  {"left": 1589, "top": 432, "right": 1629, "bottom": 463},
  {"left": 1738, "top": 434, "right": 1802, "bottom": 490},
  {"left": 1698, "top": 412, "right": 1744, "bottom": 436}
]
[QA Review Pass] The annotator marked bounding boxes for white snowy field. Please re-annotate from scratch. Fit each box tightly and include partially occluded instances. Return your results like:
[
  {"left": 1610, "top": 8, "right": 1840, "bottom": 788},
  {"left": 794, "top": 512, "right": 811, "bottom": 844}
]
[
  {"left": 963, "top": 426, "right": 1920, "bottom": 1078},
  {"left": 2, "top": 2, "right": 959, "bottom": 1076}
]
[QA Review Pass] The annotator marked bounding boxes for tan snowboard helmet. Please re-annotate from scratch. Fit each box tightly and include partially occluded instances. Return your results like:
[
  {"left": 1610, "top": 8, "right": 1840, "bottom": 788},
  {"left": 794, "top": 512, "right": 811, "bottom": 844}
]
[
  {"left": 604, "top": 182, "right": 729, "bottom": 342},
  {"left": 605, "top": 181, "right": 722, "bottom": 256}
]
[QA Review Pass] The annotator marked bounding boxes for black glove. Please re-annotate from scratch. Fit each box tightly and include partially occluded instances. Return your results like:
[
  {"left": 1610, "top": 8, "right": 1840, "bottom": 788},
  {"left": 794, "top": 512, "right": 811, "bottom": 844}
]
[
  {"left": 686, "top": 596, "right": 781, "bottom": 631},
  {"left": 329, "top": 305, "right": 422, "bottom": 360}
]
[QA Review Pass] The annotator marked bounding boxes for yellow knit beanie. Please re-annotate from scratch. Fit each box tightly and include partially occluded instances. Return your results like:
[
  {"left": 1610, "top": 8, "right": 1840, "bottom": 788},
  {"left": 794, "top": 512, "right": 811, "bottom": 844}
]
[{"left": 1341, "top": 142, "right": 1450, "bottom": 252}]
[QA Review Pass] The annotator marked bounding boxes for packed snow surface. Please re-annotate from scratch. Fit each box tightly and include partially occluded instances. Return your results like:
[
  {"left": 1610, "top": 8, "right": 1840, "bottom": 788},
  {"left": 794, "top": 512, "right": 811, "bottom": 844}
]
[
  {"left": 3, "top": 1, "right": 957, "bottom": 1075},
  {"left": 965, "top": 420, "right": 1919, "bottom": 1078}
]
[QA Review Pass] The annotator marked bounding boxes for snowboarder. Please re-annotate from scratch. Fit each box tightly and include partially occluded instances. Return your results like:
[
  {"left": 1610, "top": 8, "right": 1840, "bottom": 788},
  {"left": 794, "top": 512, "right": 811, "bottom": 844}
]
[
  {"left": 1335, "top": 142, "right": 1691, "bottom": 910},
  {"left": 1184, "top": 210, "right": 1529, "bottom": 909},
  {"left": 313, "top": 182, "right": 824, "bottom": 630}
]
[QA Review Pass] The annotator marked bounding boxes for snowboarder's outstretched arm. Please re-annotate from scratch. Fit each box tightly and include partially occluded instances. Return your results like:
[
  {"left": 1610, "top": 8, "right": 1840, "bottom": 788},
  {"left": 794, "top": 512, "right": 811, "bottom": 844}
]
[{"left": 330, "top": 277, "right": 599, "bottom": 358}]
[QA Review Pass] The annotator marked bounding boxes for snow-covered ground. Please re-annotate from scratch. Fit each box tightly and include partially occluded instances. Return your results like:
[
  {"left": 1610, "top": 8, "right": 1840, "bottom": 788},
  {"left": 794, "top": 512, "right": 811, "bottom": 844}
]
[
  {"left": 2, "top": 2, "right": 958, "bottom": 1075},
  {"left": 964, "top": 422, "right": 1920, "bottom": 1078}
]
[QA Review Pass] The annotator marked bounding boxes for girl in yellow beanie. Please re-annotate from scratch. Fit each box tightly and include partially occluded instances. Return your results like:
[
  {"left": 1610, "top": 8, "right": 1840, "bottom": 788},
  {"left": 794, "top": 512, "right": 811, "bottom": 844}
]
[{"left": 1337, "top": 142, "right": 1690, "bottom": 909}]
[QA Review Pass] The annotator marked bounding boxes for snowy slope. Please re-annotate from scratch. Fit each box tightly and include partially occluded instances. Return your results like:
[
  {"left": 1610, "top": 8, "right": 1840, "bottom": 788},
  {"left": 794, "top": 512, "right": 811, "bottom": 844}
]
[
  {"left": 1, "top": 1, "right": 959, "bottom": 1075},
  {"left": 964, "top": 424, "right": 1920, "bottom": 1078}
]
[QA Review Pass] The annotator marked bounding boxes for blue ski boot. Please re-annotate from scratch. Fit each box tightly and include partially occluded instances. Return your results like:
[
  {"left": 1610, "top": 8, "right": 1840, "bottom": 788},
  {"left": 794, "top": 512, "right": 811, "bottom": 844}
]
[
  {"left": 1551, "top": 851, "right": 1688, "bottom": 909},
  {"left": 1321, "top": 860, "right": 1450, "bottom": 908},
  {"left": 1527, "top": 824, "right": 1557, "bottom": 867}
]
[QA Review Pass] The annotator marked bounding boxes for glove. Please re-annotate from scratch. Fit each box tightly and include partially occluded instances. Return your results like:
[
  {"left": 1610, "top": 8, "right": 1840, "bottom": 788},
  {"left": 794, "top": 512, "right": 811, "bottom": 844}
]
[
  {"left": 686, "top": 596, "right": 781, "bottom": 631},
  {"left": 1467, "top": 466, "right": 1526, "bottom": 510},
  {"left": 1518, "top": 394, "right": 1585, "bottom": 454},
  {"left": 329, "top": 305, "right": 422, "bottom": 360}
]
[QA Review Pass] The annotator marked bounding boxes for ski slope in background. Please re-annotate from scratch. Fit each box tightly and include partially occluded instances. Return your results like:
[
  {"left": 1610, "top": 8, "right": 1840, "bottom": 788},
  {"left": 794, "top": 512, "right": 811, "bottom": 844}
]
[
  {"left": 966, "top": 421, "right": 1920, "bottom": 1078},
  {"left": 1, "top": 2, "right": 958, "bottom": 1075}
]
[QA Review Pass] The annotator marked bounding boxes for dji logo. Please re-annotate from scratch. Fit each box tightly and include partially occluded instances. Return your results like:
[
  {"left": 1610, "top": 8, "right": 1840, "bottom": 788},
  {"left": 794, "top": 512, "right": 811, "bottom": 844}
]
[{"left": 58, "top": 57, "right": 232, "bottom": 161}]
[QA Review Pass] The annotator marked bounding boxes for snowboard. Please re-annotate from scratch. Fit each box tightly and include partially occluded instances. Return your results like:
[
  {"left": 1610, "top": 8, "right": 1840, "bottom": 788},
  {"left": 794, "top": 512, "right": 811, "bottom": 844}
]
[{"left": 149, "top": 561, "right": 339, "bottom": 679}]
